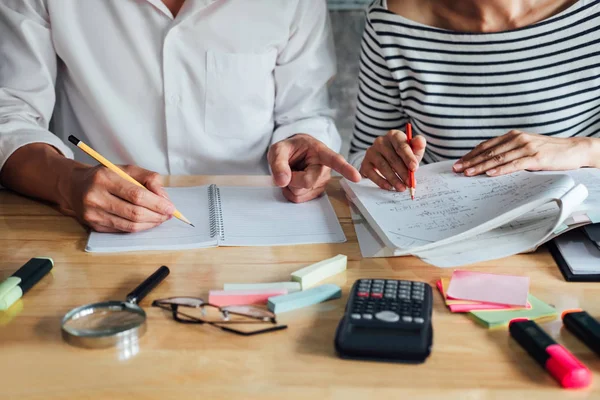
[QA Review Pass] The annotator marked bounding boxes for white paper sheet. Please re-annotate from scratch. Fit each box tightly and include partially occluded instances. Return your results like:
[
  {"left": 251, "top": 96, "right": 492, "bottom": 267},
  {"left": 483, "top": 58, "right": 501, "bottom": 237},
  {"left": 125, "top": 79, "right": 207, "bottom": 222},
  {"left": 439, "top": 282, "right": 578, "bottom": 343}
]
[
  {"left": 218, "top": 186, "right": 346, "bottom": 246},
  {"left": 343, "top": 160, "right": 576, "bottom": 254}
]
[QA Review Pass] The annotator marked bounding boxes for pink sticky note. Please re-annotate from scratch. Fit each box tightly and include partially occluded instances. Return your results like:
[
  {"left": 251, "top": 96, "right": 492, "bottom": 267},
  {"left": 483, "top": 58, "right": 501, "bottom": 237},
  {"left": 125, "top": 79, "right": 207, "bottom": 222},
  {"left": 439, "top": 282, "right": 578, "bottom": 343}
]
[
  {"left": 436, "top": 279, "right": 531, "bottom": 312},
  {"left": 446, "top": 270, "right": 530, "bottom": 307},
  {"left": 208, "top": 289, "right": 288, "bottom": 307}
]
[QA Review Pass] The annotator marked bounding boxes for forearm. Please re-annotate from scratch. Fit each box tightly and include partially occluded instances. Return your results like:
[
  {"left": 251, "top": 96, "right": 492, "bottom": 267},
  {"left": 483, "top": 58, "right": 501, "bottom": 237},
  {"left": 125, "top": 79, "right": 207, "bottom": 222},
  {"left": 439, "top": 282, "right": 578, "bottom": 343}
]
[{"left": 0, "top": 143, "right": 84, "bottom": 209}]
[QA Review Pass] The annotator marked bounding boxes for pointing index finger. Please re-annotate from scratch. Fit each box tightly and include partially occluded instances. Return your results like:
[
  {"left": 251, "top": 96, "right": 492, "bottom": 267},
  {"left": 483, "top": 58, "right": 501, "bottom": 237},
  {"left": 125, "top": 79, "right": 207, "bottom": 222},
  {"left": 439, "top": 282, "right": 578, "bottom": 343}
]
[{"left": 317, "top": 147, "right": 361, "bottom": 182}]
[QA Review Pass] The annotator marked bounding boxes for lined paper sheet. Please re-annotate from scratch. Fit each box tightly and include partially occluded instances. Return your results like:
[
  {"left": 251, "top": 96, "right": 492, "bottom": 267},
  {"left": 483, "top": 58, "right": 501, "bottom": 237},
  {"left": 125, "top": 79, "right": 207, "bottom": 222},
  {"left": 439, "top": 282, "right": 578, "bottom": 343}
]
[
  {"left": 86, "top": 186, "right": 214, "bottom": 252},
  {"left": 344, "top": 160, "right": 576, "bottom": 253},
  {"left": 555, "top": 168, "right": 600, "bottom": 210},
  {"left": 218, "top": 187, "right": 345, "bottom": 246}
]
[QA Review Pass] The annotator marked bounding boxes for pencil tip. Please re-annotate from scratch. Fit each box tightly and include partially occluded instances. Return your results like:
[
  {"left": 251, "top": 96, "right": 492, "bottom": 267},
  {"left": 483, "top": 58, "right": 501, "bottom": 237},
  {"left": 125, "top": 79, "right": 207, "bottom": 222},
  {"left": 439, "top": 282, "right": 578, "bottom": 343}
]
[{"left": 190, "top": 224, "right": 195, "bottom": 227}]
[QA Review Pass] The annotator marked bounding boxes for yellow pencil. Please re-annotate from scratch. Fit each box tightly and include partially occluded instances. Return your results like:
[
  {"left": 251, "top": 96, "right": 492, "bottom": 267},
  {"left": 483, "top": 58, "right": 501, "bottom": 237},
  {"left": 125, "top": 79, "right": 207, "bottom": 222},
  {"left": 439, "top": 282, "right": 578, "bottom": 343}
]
[{"left": 68, "top": 135, "right": 194, "bottom": 227}]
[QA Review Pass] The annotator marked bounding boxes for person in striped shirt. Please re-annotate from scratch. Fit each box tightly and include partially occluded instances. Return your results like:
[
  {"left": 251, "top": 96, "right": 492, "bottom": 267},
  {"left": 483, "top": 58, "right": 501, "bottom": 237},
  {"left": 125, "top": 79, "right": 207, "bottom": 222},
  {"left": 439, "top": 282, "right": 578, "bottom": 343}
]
[{"left": 350, "top": 0, "right": 600, "bottom": 192}]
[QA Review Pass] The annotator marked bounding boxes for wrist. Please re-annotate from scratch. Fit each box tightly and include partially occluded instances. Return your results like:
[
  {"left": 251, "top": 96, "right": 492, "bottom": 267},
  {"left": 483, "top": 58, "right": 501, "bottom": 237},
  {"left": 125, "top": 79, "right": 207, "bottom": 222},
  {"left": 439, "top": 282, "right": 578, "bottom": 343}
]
[
  {"left": 55, "top": 157, "right": 90, "bottom": 211},
  {"left": 580, "top": 137, "right": 600, "bottom": 168}
]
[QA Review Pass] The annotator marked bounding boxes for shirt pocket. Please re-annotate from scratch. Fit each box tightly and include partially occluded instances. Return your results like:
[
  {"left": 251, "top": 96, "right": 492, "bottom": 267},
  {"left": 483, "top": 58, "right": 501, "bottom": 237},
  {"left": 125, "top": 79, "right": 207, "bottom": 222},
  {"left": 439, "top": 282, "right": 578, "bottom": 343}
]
[{"left": 205, "top": 49, "right": 277, "bottom": 139}]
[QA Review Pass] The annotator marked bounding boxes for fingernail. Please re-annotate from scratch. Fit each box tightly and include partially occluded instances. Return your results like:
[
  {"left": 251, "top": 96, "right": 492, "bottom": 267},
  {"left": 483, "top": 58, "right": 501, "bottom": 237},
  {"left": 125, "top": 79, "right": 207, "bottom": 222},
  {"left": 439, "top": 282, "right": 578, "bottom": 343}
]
[
  {"left": 486, "top": 169, "right": 497, "bottom": 176},
  {"left": 395, "top": 184, "right": 404, "bottom": 192},
  {"left": 410, "top": 162, "right": 418, "bottom": 171},
  {"left": 465, "top": 168, "right": 475, "bottom": 176},
  {"left": 453, "top": 163, "right": 463, "bottom": 171},
  {"left": 275, "top": 173, "right": 289, "bottom": 185},
  {"left": 165, "top": 204, "right": 175, "bottom": 214}
]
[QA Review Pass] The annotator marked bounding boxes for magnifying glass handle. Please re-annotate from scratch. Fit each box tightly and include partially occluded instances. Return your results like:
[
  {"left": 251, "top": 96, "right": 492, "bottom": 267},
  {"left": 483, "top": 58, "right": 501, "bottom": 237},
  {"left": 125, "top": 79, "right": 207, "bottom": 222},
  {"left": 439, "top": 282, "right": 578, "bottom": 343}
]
[{"left": 126, "top": 266, "right": 170, "bottom": 304}]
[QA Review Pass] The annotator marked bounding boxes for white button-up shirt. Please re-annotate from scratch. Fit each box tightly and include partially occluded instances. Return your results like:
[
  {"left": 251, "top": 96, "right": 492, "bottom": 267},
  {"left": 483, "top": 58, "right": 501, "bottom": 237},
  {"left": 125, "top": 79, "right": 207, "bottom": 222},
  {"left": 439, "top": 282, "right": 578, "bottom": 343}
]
[{"left": 0, "top": 0, "right": 340, "bottom": 175}]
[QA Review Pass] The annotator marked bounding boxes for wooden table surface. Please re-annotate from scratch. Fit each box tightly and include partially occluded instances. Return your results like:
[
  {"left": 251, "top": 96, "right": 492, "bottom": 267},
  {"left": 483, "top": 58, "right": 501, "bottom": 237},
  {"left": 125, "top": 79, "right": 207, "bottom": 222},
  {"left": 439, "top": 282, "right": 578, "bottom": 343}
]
[{"left": 1, "top": 176, "right": 599, "bottom": 400}]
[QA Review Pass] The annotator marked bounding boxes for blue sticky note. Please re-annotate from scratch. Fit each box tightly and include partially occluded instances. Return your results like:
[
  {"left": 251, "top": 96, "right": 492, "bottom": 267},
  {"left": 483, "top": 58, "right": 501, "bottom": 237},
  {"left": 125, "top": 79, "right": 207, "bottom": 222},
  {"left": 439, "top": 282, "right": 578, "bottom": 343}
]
[
  {"left": 553, "top": 224, "right": 569, "bottom": 235},
  {"left": 268, "top": 284, "right": 342, "bottom": 314},
  {"left": 587, "top": 212, "right": 600, "bottom": 224}
]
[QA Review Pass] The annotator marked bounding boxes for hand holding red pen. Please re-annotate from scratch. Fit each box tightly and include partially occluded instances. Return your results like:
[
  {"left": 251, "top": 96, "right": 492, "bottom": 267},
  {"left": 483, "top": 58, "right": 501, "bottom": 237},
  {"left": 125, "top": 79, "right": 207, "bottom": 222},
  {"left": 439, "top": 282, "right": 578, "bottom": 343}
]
[{"left": 359, "top": 126, "right": 426, "bottom": 193}]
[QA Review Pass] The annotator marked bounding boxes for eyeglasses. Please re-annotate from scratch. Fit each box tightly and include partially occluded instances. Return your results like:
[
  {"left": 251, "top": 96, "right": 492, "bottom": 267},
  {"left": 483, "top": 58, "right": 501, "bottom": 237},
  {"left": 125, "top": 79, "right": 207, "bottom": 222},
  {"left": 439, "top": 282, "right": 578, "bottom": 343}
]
[{"left": 152, "top": 297, "right": 287, "bottom": 336}]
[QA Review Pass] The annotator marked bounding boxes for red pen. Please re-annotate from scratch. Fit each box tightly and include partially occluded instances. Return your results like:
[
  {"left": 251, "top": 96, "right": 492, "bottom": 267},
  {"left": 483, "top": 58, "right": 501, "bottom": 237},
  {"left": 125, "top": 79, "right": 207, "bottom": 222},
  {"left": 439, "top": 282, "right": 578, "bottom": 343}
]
[
  {"left": 509, "top": 318, "right": 591, "bottom": 389},
  {"left": 406, "top": 122, "right": 416, "bottom": 200}
]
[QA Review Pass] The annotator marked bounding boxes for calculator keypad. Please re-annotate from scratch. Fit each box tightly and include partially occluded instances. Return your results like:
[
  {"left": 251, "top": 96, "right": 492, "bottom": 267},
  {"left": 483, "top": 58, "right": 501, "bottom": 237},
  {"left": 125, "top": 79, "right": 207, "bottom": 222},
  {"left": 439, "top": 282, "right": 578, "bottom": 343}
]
[{"left": 352, "top": 279, "right": 427, "bottom": 324}]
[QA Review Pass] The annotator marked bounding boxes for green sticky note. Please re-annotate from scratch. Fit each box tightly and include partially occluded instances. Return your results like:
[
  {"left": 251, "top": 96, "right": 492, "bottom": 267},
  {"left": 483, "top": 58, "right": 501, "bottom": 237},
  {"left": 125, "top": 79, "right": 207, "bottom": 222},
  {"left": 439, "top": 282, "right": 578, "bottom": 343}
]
[
  {"left": 553, "top": 224, "right": 569, "bottom": 235},
  {"left": 587, "top": 212, "right": 600, "bottom": 224},
  {"left": 469, "top": 294, "right": 557, "bottom": 329}
]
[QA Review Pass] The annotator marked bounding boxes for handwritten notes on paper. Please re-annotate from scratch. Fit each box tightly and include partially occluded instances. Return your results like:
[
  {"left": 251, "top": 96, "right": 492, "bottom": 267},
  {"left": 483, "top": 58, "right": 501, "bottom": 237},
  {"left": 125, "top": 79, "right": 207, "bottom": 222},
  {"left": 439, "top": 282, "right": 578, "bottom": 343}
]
[{"left": 345, "top": 160, "right": 575, "bottom": 251}]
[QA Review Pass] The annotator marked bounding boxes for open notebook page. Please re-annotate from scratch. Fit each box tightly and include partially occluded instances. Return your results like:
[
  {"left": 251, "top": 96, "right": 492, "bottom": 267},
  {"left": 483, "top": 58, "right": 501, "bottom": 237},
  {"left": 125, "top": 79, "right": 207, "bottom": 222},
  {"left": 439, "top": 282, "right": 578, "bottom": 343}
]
[
  {"left": 86, "top": 186, "right": 214, "bottom": 252},
  {"left": 344, "top": 160, "right": 576, "bottom": 253},
  {"left": 217, "top": 187, "right": 345, "bottom": 246},
  {"left": 541, "top": 168, "right": 600, "bottom": 211}
]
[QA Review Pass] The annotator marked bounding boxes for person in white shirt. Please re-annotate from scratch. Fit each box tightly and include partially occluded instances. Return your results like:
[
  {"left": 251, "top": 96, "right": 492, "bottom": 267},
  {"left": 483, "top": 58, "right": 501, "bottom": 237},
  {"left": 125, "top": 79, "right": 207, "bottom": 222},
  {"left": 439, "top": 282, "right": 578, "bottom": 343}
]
[{"left": 0, "top": 0, "right": 360, "bottom": 233}]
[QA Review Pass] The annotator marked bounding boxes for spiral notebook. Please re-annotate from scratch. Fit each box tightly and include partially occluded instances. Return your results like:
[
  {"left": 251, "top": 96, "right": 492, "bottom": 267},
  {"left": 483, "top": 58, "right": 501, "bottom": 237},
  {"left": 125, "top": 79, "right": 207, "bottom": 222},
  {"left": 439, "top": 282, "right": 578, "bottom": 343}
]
[{"left": 86, "top": 185, "right": 345, "bottom": 252}]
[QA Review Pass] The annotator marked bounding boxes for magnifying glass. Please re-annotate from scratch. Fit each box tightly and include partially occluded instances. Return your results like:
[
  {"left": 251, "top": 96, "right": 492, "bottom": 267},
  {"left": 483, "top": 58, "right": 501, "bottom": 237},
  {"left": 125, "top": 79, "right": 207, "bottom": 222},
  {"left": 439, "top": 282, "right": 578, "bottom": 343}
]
[{"left": 61, "top": 265, "right": 170, "bottom": 349}]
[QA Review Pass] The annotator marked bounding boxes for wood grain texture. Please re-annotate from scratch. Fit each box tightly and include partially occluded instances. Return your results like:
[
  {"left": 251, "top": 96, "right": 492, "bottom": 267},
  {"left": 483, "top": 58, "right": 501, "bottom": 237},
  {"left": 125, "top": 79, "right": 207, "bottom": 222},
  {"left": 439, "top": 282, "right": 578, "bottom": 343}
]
[{"left": 1, "top": 177, "right": 599, "bottom": 400}]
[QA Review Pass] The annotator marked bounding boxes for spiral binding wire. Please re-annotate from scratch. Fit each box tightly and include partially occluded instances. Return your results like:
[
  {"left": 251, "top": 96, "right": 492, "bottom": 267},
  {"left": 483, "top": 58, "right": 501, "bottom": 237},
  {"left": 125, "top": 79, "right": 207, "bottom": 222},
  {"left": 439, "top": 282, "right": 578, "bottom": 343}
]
[{"left": 208, "top": 184, "right": 225, "bottom": 242}]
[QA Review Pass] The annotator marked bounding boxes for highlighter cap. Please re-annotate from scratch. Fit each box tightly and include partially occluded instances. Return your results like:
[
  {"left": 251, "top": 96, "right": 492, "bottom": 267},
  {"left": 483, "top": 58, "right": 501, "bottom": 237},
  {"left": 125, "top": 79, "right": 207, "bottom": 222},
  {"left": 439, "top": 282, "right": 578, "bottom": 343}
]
[
  {"left": 0, "top": 277, "right": 24, "bottom": 311},
  {"left": 546, "top": 344, "right": 592, "bottom": 389}
]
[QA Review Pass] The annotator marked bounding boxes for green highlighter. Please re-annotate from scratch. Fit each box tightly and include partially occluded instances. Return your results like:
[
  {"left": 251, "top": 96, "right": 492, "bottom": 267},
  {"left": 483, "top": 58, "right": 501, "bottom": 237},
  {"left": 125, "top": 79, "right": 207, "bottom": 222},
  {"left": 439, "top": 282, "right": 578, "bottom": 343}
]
[
  {"left": 0, "top": 258, "right": 54, "bottom": 310},
  {"left": 469, "top": 294, "right": 557, "bottom": 329}
]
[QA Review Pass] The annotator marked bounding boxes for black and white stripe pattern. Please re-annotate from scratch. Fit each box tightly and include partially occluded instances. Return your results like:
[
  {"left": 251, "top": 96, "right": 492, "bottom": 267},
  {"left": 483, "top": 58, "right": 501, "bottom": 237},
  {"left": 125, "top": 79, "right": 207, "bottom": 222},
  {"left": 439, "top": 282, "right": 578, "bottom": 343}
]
[{"left": 349, "top": 0, "right": 600, "bottom": 167}]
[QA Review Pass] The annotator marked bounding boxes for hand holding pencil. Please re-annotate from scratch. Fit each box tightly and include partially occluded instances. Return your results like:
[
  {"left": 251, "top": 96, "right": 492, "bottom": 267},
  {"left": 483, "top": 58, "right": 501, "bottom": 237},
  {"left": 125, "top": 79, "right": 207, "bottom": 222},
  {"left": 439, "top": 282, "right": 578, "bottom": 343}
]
[
  {"left": 358, "top": 124, "right": 426, "bottom": 196},
  {"left": 65, "top": 135, "right": 193, "bottom": 233}
]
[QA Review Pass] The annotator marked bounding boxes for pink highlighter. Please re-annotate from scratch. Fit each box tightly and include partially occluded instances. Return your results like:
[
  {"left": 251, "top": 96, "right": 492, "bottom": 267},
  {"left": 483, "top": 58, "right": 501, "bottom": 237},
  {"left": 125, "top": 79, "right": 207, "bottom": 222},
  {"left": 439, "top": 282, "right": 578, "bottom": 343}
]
[{"left": 509, "top": 318, "right": 592, "bottom": 389}]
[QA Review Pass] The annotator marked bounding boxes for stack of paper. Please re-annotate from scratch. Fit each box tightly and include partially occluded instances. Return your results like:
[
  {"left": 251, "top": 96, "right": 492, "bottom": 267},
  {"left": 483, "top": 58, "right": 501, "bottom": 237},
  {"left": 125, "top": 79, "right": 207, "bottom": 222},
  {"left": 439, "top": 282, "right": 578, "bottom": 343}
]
[
  {"left": 437, "top": 270, "right": 557, "bottom": 328},
  {"left": 345, "top": 160, "right": 600, "bottom": 267}
]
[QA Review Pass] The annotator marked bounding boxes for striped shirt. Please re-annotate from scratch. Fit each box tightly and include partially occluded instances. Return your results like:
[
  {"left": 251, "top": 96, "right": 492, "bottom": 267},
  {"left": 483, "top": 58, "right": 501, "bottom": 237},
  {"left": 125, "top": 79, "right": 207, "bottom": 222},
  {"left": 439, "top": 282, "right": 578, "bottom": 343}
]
[{"left": 349, "top": 0, "right": 600, "bottom": 168}]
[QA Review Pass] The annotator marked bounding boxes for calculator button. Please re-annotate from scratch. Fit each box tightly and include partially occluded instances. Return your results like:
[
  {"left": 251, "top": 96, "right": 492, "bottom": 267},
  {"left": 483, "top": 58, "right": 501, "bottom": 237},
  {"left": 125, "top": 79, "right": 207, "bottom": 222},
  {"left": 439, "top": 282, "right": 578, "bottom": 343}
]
[
  {"left": 413, "top": 282, "right": 425, "bottom": 288},
  {"left": 362, "top": 314, "right": 373, "bottom": 320},
  {"left": 374, "top": 279, "right": 385, "bottom": 284},
  {"left": 375, "top": 311, "right": 400, "bottom": 323},
  {"left": 351, "top": 313, "right": 362, "bottom": 320},
  {"left": 384, "top": 294, "right": 396, "bottom": 299},
  {"left": 357, "top": 292, "right": 369, "bottom": 298},
  {"left": 360, "top": 279, "right": 372, "bottom": 284},
  {"left": 414, "top": 317, "right": 424, "bottom": 324},
  {"left": 371, "top": 293, "right": 383, "bottom": 299},
  {"left": 402, "top": 316, "right": 413, "bottom": 323}
]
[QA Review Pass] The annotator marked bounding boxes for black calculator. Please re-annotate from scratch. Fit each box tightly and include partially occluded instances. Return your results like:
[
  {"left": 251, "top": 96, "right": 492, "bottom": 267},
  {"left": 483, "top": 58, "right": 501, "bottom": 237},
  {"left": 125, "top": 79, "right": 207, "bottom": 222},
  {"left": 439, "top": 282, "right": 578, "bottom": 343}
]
[{"left": 334, "top": 279, "right": 433, "bottom": 363}]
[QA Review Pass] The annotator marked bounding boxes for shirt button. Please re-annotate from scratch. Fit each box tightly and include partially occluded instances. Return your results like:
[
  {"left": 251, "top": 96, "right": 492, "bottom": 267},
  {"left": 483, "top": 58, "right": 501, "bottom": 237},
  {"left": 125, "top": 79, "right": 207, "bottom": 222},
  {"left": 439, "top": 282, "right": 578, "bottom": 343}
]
[{"left": 167, "top": 94, "right": 181, "bottom": 105}]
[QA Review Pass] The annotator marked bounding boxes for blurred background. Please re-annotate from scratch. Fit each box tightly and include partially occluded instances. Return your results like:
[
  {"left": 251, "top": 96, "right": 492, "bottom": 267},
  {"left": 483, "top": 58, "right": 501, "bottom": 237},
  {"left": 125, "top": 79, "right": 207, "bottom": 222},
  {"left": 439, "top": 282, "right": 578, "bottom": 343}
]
[{"left": 327, "top": 0, "right": 370, "bottom": 157}]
